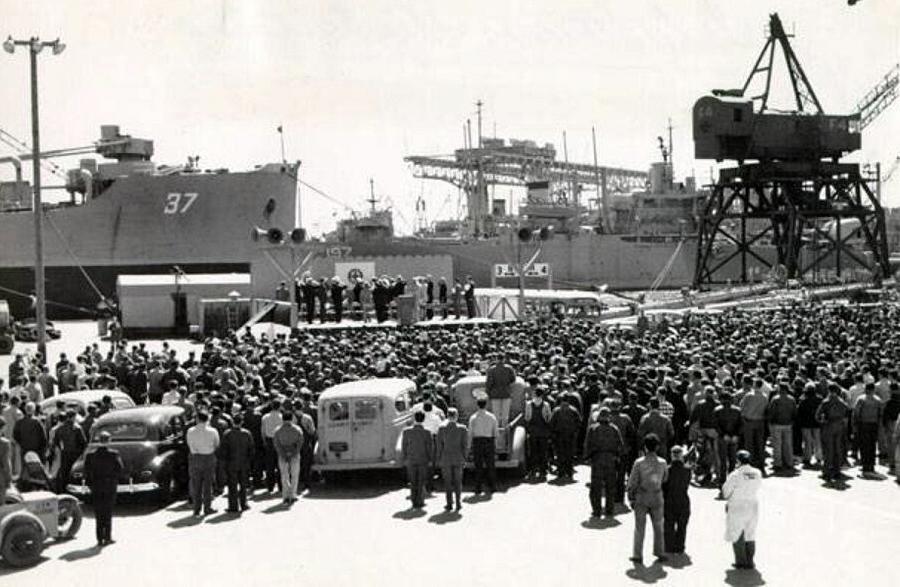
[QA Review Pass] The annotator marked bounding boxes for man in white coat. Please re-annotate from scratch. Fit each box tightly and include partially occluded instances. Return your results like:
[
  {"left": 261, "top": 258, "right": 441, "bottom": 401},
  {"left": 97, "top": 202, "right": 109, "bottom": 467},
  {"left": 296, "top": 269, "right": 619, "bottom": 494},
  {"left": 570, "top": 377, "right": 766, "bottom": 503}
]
[{"left": 722, "top": 449, "right": 762, "bottom": 570}]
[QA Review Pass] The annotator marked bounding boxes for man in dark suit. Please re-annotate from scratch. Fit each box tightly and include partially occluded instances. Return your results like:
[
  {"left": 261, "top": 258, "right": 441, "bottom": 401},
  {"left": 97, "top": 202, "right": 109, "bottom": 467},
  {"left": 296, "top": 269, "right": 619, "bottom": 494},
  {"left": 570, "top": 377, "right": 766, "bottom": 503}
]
[
  {"left": 84, "top": 431, "right": 124, "bottom": 546},
  {"left": 550, "top": 395, "right": 583, "bottom": 479},
  {"left": 220, "top": 414, "right": 255, "bottom": 512},
  {"left": 663, "top": 445, "right": 692, "bottom": 554},
  {"left": 586, "top": 407, "right": 624, "bottom": 517},
  {"left": 401, "top": 411, "right": 434, "bottom": 509},
  {"left": 436, "top": 408, "right": 468, "bottom": 511}
]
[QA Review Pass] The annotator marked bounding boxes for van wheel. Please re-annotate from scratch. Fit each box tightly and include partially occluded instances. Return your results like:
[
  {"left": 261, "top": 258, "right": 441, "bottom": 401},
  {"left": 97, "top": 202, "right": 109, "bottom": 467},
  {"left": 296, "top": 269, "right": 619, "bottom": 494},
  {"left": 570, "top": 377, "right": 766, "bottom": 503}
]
[
  {"left": 0, "top": 335, "right": 13, "bottom": 355},
  {"left": 1, "top": 522, "right": 45, "bottom": 567},
  {"left": 56, "top": 496, "right": 83, "bottom": 540}
]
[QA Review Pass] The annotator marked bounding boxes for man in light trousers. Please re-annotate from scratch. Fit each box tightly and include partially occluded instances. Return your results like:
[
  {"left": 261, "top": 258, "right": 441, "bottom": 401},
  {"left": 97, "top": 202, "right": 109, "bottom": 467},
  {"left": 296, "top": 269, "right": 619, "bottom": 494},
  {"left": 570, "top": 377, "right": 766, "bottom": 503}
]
[{"left": 273, "top": 411, "right": 303, "bottom": 504}]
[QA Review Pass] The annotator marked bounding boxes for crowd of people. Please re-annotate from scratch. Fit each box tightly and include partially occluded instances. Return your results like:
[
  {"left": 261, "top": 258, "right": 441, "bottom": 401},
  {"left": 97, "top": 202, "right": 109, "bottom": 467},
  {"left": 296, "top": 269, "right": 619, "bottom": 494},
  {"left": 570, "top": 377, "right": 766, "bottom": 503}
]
[
  {"left": 274, "top": 273, "right": 479, "bottom": 324},
  {"left": 1, "top": 299, "right": 900, "bottom": 566}
]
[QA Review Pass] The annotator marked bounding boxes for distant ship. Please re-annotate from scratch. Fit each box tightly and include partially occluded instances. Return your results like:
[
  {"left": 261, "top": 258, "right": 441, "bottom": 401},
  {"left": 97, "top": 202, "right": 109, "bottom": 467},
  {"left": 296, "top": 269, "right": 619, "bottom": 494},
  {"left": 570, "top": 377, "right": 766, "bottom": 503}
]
[
  {"left": 0, "top": 125, "right": 298, "bottom": 318},
  {"left": 310, "top": 130, "right": 878, "bottom": 291}
]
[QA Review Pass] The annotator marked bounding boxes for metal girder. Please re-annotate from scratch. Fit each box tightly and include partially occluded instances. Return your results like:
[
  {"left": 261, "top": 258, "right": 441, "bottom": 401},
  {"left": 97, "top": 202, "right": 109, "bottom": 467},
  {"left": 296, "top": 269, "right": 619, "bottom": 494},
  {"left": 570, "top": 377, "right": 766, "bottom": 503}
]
[
  {"left": 404, "top": 153, "right": 647, "bottom": 193},
  {"left": 856, "top": 63, "right": 899, "bottom": 131},
  {"left": 694, "top": 162, "right": 890, "bottom": 288}
]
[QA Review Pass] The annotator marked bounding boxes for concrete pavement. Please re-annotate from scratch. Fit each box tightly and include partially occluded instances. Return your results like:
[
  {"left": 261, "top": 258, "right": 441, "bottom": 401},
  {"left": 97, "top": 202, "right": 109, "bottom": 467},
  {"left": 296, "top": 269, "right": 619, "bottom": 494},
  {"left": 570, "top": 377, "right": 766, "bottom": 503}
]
[{"left": 3, "top": 463, "right": 898, "bottom": 586}]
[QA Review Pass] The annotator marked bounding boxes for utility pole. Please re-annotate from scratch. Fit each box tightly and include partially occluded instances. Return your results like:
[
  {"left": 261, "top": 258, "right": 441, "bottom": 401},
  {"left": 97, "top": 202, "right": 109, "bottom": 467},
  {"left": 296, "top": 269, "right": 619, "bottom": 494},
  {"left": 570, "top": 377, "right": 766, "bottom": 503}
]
[{"left": 4, "top": 35, "right": 66, "bottom": 362}]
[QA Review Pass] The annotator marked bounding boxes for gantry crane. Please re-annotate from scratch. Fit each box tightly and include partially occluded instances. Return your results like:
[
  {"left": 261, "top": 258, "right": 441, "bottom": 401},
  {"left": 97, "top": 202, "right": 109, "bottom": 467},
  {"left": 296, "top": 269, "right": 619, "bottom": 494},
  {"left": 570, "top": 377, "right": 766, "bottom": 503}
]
[
  {"left": 404, "top": 105, "right": 647, "bottom": 236},
  {"left": 693, "top": 13, "right": 891, "bottom": 287}
]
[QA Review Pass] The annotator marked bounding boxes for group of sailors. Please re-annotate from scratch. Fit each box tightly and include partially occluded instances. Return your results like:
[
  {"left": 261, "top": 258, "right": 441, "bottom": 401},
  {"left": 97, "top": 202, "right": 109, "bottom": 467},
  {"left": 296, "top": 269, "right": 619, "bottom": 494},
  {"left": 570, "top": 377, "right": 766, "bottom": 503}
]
[{"left": 274, "top": 273, "right": 478, "bottom": 324}]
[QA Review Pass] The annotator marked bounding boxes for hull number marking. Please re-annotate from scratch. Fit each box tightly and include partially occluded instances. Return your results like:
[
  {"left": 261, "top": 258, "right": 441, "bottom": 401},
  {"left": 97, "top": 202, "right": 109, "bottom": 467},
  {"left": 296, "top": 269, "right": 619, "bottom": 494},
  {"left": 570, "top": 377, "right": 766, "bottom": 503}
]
[{"left": 163, "top": 192, "right": 199, "bottom": 214}]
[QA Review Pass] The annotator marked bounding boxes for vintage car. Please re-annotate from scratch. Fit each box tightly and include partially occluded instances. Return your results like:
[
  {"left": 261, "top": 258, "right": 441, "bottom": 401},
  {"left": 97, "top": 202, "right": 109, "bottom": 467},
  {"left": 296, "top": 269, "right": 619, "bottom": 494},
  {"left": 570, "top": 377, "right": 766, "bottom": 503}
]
[
  {"left": 67, "top": 406, "right": 189, "bottom": 502},
  {"left": 13, "top": 319, "right": 62, "bottom": 342},
  {"left": 40, "top": 389, "right": 135, "bottom": 418},
  {"left": 314, "top": 377, "right": 417, "bottom": 472},
  {"left": 450, "top": 375, "right": 528, "bottom": 473}
]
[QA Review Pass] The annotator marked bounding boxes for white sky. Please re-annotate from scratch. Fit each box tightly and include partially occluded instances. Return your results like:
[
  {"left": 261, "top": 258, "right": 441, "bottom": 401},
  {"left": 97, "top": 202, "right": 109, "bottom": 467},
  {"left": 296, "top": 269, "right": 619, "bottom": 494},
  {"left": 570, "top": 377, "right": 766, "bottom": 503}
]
[{"left": 1, "top": 0, "right": 899, "bottom": 235}]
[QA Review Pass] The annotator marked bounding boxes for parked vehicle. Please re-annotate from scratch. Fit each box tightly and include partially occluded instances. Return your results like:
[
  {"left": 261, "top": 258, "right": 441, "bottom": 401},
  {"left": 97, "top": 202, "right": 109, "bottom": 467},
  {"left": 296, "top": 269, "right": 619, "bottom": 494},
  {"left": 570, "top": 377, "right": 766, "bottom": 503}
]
[
  {"left": 13, "top": 319, "right": 62, "bottom": 342},
  {"left": 0, "top": 491, "right": 82, "bottom": 567},
  {"left": 67, "top": 406, "right": 189, "bottom": 503},
  {"left": 0, "top": 300, "right": 14, "bottom": 354},
  {"left": 314, "top": 378, "right": 417, "bottom": 472},
  {"left": 40, "top": 389, "right": 135, "bottom": 418},
  {"left": 450, "top": 375, "right": 528, "bottom": 473}
]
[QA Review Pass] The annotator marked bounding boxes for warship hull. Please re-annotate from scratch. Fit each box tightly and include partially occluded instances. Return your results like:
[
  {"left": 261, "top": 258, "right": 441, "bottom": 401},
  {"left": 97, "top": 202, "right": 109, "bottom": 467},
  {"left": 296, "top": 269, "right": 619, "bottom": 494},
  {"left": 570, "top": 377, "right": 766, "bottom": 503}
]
[{"left": 0, "top": 166, "right": 297, "bottom": 318}]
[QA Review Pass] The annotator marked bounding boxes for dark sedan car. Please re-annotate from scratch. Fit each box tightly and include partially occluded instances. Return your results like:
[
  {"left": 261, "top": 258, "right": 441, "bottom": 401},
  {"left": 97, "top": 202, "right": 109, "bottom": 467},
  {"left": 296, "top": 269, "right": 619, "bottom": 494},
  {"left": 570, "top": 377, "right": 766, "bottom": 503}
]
[{"left": 68, "top": 406, "right": 190, "bottom": 503}]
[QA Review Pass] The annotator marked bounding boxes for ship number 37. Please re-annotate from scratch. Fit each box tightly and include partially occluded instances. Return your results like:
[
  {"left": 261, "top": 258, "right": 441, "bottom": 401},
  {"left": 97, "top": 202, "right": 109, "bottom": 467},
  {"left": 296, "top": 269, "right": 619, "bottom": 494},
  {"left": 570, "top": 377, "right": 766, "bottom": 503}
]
[{"left": 163, "top": 192, "right": 199, "bottom": 214}]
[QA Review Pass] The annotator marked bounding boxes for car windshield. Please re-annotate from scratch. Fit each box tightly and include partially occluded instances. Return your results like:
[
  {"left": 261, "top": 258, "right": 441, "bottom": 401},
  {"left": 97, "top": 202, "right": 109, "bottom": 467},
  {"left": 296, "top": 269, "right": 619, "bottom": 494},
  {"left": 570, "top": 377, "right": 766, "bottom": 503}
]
[{"left": 92, "top": 422, "right": 149, "bottom": 442}]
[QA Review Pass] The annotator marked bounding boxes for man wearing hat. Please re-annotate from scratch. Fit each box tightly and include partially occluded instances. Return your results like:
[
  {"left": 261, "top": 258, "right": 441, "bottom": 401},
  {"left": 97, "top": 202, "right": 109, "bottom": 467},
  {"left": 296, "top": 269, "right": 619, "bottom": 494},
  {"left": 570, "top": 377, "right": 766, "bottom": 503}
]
[
  {"left": 524, "top": 387, "right": 553, "bottom": 479},
  {"left": 722, "top": 449, "right": 762, "bottom": 570},
  {"left": 486, "top": 353, "right": 516, "bottom": 428},
  {"left": 401, "top": 411, "right": 434, "bottom": 509},
  {"left": 84, "top": 431, "right": 125, "bottom": 546},
  {"left": 550, "top": 395, "right": 583, "bottom": 480},
  {"left": 585, "top": 406, "right": 624, "bottom": 517},
  {"left": 816, "top": 383, "right": 850, "bottom": 483},
  {"left": 53, "top": 410, "right": 87, "bottom": 493},
  {"left": 663, "top": 445, "right": 691, "bottom": 554}
]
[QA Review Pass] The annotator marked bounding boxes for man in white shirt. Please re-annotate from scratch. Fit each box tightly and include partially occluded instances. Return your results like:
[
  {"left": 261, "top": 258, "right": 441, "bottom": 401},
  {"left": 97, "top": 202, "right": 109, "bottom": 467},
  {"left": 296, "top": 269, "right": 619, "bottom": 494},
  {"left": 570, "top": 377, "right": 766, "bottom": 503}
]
[
  {"left": 187, "top": 412, "right": 220, "bottom": 517},
  {"left": 161, "top": 382, "right": 181, "bottom": 406},
  {"left": 468, "top": 398, "right": 498, "bottom": 494},
  {"left": 261, "top": 400, "right": 283, "bottom": 493}
]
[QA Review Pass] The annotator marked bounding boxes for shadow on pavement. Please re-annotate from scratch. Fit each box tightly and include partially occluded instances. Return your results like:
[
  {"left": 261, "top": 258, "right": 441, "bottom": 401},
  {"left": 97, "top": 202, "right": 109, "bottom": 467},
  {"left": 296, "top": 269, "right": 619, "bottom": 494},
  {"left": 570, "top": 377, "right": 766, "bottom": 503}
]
[
  {"left": 724, "top": 568, "right": 766, "bottom": 586},
  {"left": 462, "top": 493, "right": 492, "bottom": 505},
  {"left": 392, "top": 507, "right": 427, "bottom": 520},
  {"left": 262, "top": 501, "right": 293, "bottom": 514},
  {"left": 625, "top": 561, "right": 668, "bottom": 583},
  {"left": 661, "top": 553, "right": 693, "bottom": 569},
  {"left": 166, "top": 514, "right": 203, "bottom": 529},
  {"left": 205, "top": 511, "right": 241, "bottom": 524},
  {"left": 428, "top": 511, "right": 462, "bottom": 525},
  {"left": 60, "top": 544, "right": 103, "bottom": 562},
  {"left": 548, "top": 476, "right": 578, "bottom": 487},
  {"left": 581, "top": 516, "right": 622, "bottom": 530}
]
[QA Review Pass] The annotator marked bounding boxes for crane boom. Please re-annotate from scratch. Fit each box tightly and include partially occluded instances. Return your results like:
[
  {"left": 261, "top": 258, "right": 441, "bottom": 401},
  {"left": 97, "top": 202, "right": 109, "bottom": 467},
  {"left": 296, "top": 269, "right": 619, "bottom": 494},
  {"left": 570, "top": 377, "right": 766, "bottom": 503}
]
[{"left": 856, "top": 63, "right": 899, "bottom": 131}]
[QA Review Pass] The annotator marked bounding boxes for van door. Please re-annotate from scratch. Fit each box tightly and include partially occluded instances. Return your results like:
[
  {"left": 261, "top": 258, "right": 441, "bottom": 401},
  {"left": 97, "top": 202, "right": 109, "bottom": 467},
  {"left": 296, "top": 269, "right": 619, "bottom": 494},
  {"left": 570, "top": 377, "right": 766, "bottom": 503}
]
[
  {"left": 324, "top": 399, "right": 352, "bottom": 460},
  {"left": 351, "top": 397, "right": 384, "bottom": 462}
]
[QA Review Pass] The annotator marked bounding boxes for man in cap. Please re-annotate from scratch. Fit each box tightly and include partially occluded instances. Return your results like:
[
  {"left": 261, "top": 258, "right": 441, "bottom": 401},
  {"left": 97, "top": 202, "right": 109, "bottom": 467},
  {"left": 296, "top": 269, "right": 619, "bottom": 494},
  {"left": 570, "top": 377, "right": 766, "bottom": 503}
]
[
  {"left": 468, "top": 397, "right": 498, "bottom": 494},
  {"left": 435, "top": 407, "right": 467, "bottom": 511},
  {"left": 84, "top": 431, "right": 125, "bottom": 546},
  {"left": 187, "top": 411, "right": 220, "bottom": 516},
  {"left": 524, "top": 387, "right": 553, "bottom": 479},
  {"left": 853, "top": 382, "right": 884, "bottom": 477},
  {"left": 550, "top": 395, "right": 583, "bottom": 480},
  {"left": 723, "top": 449, "right": 762, "bottom": 570},
  {"left": 627, "top": 434, "right": 668, "bottom": 564},
  {"left": 816, "top": 383, "right": 850, "bottom": 483},
  {"left": 220, "top": 413, "right": 254, "bottom": 512},
  {"left": 53, "top": 410, "right": 87, "bottom": 493},
  {"left": 663, "top": 445, "right": 691, "bottom": 554},
  {"left": 585, "top": 406, "right": 624, "bottom": 517},
  {"left": 401, "top": 411, "right": 434, "bottom": 509},
  {"left": 485, "top": 353, "right": 516, "bottom": 428}
]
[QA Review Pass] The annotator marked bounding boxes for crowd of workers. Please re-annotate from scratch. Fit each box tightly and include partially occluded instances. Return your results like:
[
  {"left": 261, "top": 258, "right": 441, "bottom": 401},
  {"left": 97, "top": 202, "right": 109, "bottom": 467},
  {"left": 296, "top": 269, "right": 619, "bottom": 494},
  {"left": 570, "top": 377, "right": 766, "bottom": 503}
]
[
  {"left": 274, "top": 273, "right": 479, "bottom": 324},
  {"left": 1, "top": 299, "right": 900, "bottom": 564}
]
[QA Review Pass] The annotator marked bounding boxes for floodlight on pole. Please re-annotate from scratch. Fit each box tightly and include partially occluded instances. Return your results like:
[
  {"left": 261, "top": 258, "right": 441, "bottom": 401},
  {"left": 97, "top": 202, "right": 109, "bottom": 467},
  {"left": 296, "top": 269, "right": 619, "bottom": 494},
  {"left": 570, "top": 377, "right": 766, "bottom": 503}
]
[{"left": 5, "top": 35, "right": 66, "bottom": 361}]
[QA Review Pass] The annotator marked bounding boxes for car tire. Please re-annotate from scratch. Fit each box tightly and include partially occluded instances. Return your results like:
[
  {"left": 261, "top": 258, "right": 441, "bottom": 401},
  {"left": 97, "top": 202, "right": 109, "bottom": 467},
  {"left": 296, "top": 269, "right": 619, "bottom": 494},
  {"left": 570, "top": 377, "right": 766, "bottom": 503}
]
[
  {"left": 1, "top": 522, "right": 45, "bottom": 567},
  {"left": 56, "top": 496, "right": 83, "bottom": 540},
  {"left": 156, "top": 473, "right": 177, "bottom": 504}
]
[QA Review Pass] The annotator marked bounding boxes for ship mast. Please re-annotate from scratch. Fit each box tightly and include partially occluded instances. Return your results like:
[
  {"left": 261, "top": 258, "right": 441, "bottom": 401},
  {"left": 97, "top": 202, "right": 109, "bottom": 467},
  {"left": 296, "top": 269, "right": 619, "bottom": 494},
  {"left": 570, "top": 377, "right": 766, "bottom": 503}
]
[{"left": 367, "top": 178, "right": 378, "bottom": 213}]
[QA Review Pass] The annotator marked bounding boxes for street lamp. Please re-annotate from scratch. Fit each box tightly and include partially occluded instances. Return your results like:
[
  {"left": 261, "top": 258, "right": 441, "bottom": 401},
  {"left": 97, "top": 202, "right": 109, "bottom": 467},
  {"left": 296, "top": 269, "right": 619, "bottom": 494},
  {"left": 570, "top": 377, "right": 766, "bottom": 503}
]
[{"left": 4, "top": 35, "right": 65, "bottom": 361}]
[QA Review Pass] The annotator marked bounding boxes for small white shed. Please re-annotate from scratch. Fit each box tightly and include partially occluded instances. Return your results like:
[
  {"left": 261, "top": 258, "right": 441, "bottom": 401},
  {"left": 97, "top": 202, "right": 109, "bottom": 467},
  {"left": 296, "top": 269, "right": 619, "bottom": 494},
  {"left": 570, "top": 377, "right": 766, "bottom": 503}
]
[{"left": 117, "top": 273, "right": 251, "bottom": 333}]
